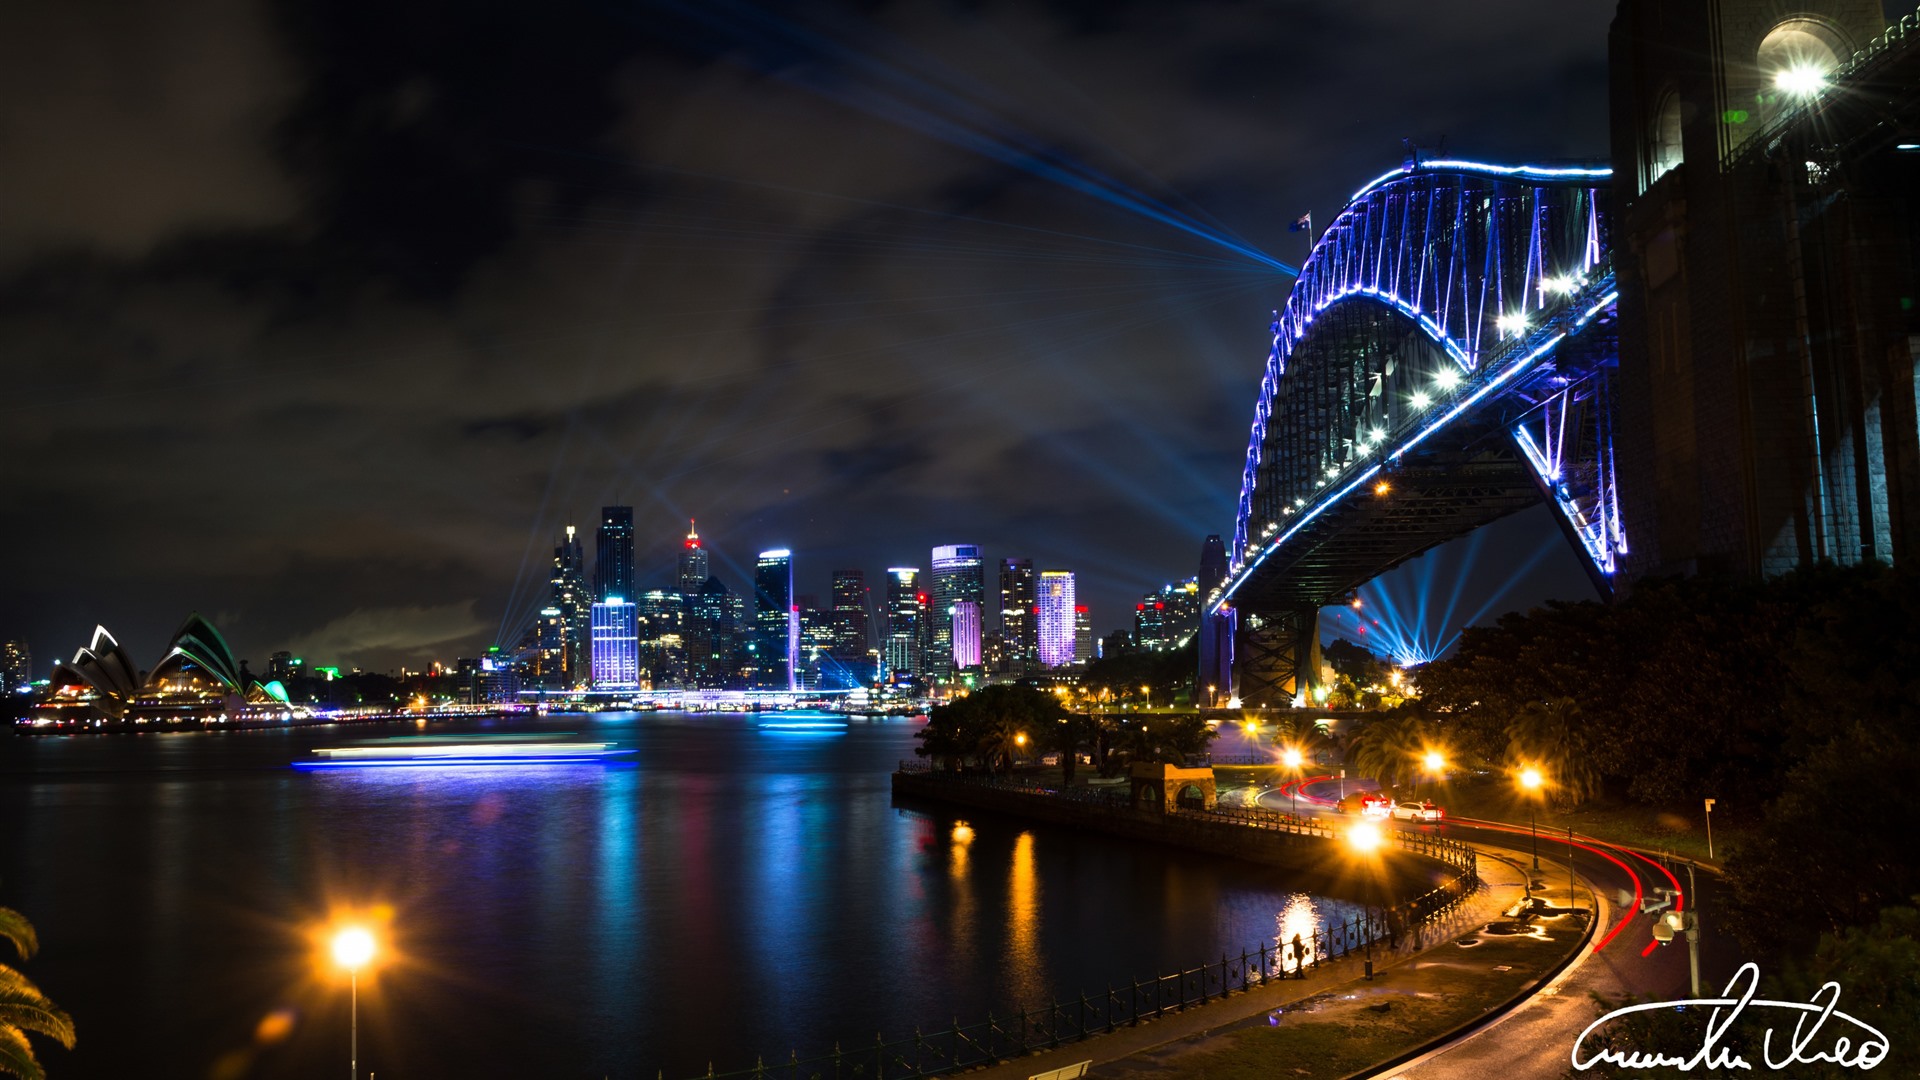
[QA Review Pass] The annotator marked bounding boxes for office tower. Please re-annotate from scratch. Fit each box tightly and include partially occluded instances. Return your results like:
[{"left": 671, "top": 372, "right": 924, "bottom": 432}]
[
  {"left": 998, "top": 558, "right": 1036, "bottom": 673},
  {"left": 595, "top": 506, "right": 635, "bottom": 603},
  {"left": 551, "top": 523, "right": 592, "bottom": 686},
  {"left": 676, "top": 520, "right": 709, "bottom": 595},
  {"left": 530, "top": 607, "right": 568, "bottom": 689},
  {"left": 929, "top": 544, "right": 985, "bottom": 676},
  {"left": 636, "top": 589, "right": 686, "bottom": 688},
  {"left": 1135, "top": 594, "right": 1170, "bottom": 652},
  {"left": 829, "top": 569, "right": 868, "bottom": 662},
  {"left": 1074, "top": 606, "right": 1094, "bottom": 666},
  {"left": 2, "top": 639, "right": 29, "bottom": 693},
  {"left": 590, "top": 597, "right": 640, "bottom": 689},
  {"left": 753, "top": 549, "right": 796, "bottom": 691},
  {"left": 1036, "top": 571, "right": 1076, "bottom": 668},
  {"left": 950, "top": 600, "right": 982, "bottom": 669},
  {"left": 1198, "top": 534, "right": 1233, "bottom": 704},
  {"left": 884, "top": 567, "right": 924, "bottom": 679},
  {"left": 686, "top": 576, "right": 738, "bottom": 689}
]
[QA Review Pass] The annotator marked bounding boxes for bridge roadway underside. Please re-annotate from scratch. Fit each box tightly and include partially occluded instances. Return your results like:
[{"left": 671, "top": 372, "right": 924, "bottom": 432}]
[
  {"left": 1233, "top": 445, "right": 1545, "bottom": 614},
  {"left": 1233, "top": 429, "right": 1547, "bottom": 702}
]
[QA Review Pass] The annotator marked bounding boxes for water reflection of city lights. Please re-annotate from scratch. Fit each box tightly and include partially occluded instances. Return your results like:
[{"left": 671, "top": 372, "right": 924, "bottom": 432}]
[
  {"left": 1274, "top": 894, "right": 1321, "bottom": 974},
  {"left": 1007, "top": 832, "right": 1044, "bottom": 1001}
]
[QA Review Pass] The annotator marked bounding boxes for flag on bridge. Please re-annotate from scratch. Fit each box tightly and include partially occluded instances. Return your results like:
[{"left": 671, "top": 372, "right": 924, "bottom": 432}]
[{"left": 1289, "top": 213, "right": 1312, "bottom": 233}]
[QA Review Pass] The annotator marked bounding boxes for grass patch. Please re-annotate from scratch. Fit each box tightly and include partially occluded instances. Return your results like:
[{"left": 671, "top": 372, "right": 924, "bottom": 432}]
[
  {"left": 1433, "top": 776, "right": 1747, "bottom": 864},
  {"left": 1117, "top": 928, "right": 1573, "bottom": 1078}
]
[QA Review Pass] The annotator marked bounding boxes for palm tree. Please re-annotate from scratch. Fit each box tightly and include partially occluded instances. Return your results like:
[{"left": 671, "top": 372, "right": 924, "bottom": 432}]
[
  {"left": 1, "top": 907, "right": 74, "bottom": 1080},
  {"left": 1505, "top": 697, "right": 1602, "bottom": 807},
  {"left": 1345, "top": 714, "right": 1427, "bottom": 791}
]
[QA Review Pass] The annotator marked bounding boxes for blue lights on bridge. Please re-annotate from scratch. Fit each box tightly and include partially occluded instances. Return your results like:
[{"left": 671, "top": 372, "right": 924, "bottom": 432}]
[{"left": 1211, "top": 161, "right": 1626, "bottom": 618}]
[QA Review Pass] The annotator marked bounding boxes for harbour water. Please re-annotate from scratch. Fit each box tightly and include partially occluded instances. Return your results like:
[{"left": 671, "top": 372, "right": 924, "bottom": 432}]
[{"left": 0, "top": 712, "right": 1357, "bottom": 1078}]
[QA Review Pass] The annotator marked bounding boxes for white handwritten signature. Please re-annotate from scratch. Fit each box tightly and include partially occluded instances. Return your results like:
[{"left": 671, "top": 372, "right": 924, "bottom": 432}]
[{"left": 1571, "top": 962, "right": 1890, "bottom": 1072}]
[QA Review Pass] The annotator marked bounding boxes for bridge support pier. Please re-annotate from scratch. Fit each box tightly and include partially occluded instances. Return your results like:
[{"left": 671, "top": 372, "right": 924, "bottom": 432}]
[{"left": 1237, "top": 607, "right": 1320, "bottom": 709}]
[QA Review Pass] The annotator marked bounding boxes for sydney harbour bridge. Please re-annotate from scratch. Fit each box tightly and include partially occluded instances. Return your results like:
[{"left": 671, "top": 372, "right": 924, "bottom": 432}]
[{"left": 1203, "top": 0, "right": 1920, "bottom": 706}]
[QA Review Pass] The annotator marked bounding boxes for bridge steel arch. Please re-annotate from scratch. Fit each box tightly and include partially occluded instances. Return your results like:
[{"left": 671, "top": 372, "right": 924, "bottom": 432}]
[{"left": 1205, "top": 161, "right": 1624, "bottom": 706}]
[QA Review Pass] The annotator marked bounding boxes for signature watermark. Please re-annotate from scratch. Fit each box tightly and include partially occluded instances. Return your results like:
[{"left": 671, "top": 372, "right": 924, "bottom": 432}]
[{"left": 1571, "top": 962, "right": 1889, "bottom": 1072}]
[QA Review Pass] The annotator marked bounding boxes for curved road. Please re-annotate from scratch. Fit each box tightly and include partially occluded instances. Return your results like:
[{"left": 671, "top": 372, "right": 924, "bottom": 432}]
[{"left": 1251, "top": 776, "right": 1743, "bottom": 1079}]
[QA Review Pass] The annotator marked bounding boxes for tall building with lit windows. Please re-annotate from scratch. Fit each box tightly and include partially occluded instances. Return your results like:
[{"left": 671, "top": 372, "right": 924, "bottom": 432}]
[
  {"left": 676, "top": 520, "right": 709, "bottom": 594},
  {"left": 590, "top": 597, "right": 639, "bottom": 689},
  {"left": 753, "top": 549, "right": 796, "bottom": 691},
  {"left": 1036, "top": 570, "right": 1076, "bottom": 668},
  {"left": 550, "top": 524, "right": 591, "bottom": 686},
  {"left": 829, "top": 569, "right": 868, "bottom": 662},
  {"left": 929, "top": 544, "right": 984, "bottom": 676},
  {"left": 998, "top": 558, "right": 1035, "bottom": 673},
  {"left": 883, "top": 568, "right": 924, "bottom": 680},
  {"left": 2, "top": 639, "right": 29, "bottom": 694},
  {"left": 595, "top": 506, "right": 635, "bottom": 603},
  {"left": 950, "top": 600, "right": 982, "bottom": 670}
]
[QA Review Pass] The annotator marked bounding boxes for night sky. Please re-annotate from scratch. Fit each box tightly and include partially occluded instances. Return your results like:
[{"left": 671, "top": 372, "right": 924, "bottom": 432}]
[{"left": 1, "top": 0, "right": 1619, "bottom": 673}]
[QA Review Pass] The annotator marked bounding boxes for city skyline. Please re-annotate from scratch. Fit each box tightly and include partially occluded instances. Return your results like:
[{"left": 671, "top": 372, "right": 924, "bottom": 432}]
[{"left": 0, "top": 0, "right": 1615, "bottom": 672}]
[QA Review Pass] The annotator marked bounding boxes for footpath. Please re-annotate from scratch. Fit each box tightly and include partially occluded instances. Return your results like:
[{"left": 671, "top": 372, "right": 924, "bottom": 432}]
[{"left": 960, "top": 851, "right": 1595, "bottom": 1080}]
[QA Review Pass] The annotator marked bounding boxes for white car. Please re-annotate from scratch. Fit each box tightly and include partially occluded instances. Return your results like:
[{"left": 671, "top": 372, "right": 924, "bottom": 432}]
[{"left": 1389, "top": 799, "right": 1444, "bottom": 823}]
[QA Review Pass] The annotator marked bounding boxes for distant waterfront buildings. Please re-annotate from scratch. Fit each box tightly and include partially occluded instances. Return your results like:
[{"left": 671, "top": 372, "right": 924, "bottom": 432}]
[
  {"left": 676, "top": 521, "right": 709, "bottom": 593},
  {"left": 753, "top": 549, "right": 796, "bottom": 691},
  {"left": 829, "top": 569, "right": 868, "bottom": 663},
  {"left": 595, "top": 506, "right": 635, "bottom": 603},
  {"left": 1036, "top": 571, "right": 1076, "bottom": 668},
  {"left": 930, "top": 544, "right": 985, "bottom": 676},
  {"left": 1074, "top": 605, "right": 1095, "bottom": 665},
  {"left": 590, "top": 597, "right": 640, "bottom": 689},
  {"left": 1134, "top": 578, "right": 1201, "bottom": 652},
  {"left": 4, "top": 639, "right": 31, "bottom": 694},
  {"left": 950, "top": 600, "right": 982, "bottom": 670},
  {"left": 998, "top": 558, "right": 1035, "bottom": 674},
  {"left": 884, "top": 568, "right": 924, "bottom": 681},
  {"left": 551, "top": 524, "right": 591, "bottom": 686}
]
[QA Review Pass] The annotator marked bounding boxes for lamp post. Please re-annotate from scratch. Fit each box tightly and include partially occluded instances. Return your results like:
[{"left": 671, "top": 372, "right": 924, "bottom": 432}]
[
  {"left": 1283, "top": 747, "right": 1304, "bottom": 821},
  {"left": 331, "top": 927, "right": 376, "bottom": 1080},
  {"left": 1348, "top": 823, "right": 1383, "bottom": 979},
  {"left": 1421, "top": 751, "right": 1444, "bottom": 800},
  {"left": 1519, "top": 768, "right": 1543, "bottom": 873}
]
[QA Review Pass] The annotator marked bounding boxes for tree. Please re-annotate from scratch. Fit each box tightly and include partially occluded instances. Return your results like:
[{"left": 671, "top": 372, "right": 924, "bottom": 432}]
[
  {"left": 0, "top": 907, "right": 74, "bottom": 1080},
  {"left": 1505, "top": 697, "right": 1603, "bottom": 807},
  {"left": 1345, "top": 713, "right": 1428, "bottom": 790},
  {"left": 914, "top": 684, "right": 1067, "bottom": 773}
]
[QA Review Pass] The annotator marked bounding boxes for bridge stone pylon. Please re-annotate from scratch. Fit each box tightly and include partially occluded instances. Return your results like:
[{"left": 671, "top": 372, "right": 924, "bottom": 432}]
[{"left": 1205, "top": 161, "right": 1623, "bottom": 707}]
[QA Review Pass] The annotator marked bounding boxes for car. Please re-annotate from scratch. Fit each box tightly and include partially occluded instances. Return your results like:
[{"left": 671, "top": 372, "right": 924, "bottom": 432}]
[
  {"left": 1389, "top": 799, "right": 1444, "bottom": 823},
  {"left": 1334, "top": 792, "right": 1392, "bottom": 816}
]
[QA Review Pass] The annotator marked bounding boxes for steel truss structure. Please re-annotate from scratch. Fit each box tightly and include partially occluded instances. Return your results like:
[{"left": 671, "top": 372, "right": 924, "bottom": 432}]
[{"left": 1209, "top": 161, "right": 1624, "bottom": 703}]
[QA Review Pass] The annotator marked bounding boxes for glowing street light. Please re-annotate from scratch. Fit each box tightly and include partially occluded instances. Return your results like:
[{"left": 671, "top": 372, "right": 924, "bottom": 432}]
[
  {"left": 1347, "top": 823, "right": 1384, "bottom": 979},
  {"left": 1497, "top": 310, "right": 1530, "bottom": 338},
  {"left": 1518, "top": 767, "right": 1545, "bottom": 874},
  {"left": 331, "top": 926, "right": 377, "bottom": 1080},
  {"left": 1410, "top": 390, "right": 1432, "bottom": 409},
  {"left": 1434, "top": 367, "right": 1460, "bottom": 390},
  {"left": 1421, "top": 750, "right": 1445, "bottom": 798},
  {"left": 1282, "top": 746, "right": 1305, "bottom": 819}
]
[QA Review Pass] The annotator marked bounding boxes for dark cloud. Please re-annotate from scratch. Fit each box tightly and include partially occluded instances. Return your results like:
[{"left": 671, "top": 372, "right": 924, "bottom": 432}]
[{"left": 0, "top": 0, "right": 1618, "bottom": 670}]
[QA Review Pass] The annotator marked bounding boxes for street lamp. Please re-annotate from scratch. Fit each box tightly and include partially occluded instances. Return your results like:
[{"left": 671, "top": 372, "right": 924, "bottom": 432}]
[
  {"left": 1519, "top": 767, "right": 1544, "bottom": 873},
  {"left": 1347, "top": 823, "right": 1383, "bottom": 979},
  {"left": 1141, "top": 685, "right": 1151, "bottom": 710},
  {"left": 331, "top": 926, "right": 376, "bottom": 1080},
  {"left": 1282, "top": 747, "right": 1305, "bottom": 819},
  {"left": 1421, "top": 751, "right": 1444, "bottom": 799}
]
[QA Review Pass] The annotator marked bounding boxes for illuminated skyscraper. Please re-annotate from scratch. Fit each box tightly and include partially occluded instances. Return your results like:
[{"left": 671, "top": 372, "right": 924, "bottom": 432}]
[
  {"left": 1036, "top": 571, "right": 1076, "bottom": 668},
  {"left": 1074, "top": 606, "right": 1094, "bottom": 666},
  {"left": 2, "top": 639, "right": 29, "bottom": 694},
  {"left": 884, "top": 568, "right": 924, "bottom": 680},
  {"left": 950, "top": 600, "right": 982, "bottom": 670},
  {"left": 595, "top": 506, "right": 635, "bottom": 603},
  {"left": 590, "top": 597, "right": 639, "bottom": 689},
  {"left": 676, "top": 520, "right": 709, "bottom": 595},
  {"left": 753, "top": 549, "right": 796, "bottom": 691},
  {"left": 998, "top": 558, "right": 1035, "bottom": 673},
  {"left": 550, "top": 524, "right": 591, "bottom": 686},
  {"left": 930, "top": 544, "right": 984, "bottom": 676},
  {"left": 686, "top": 575, "right": 739, "bottom": 689},
  {"left": 829, "top": 569, "right": 868, "bottom": 662}
]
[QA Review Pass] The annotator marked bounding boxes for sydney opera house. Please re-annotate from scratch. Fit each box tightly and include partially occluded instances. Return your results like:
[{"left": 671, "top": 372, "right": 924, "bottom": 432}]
[{"left": 30, "top": 614, "right": 302, "bottom": 727}]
